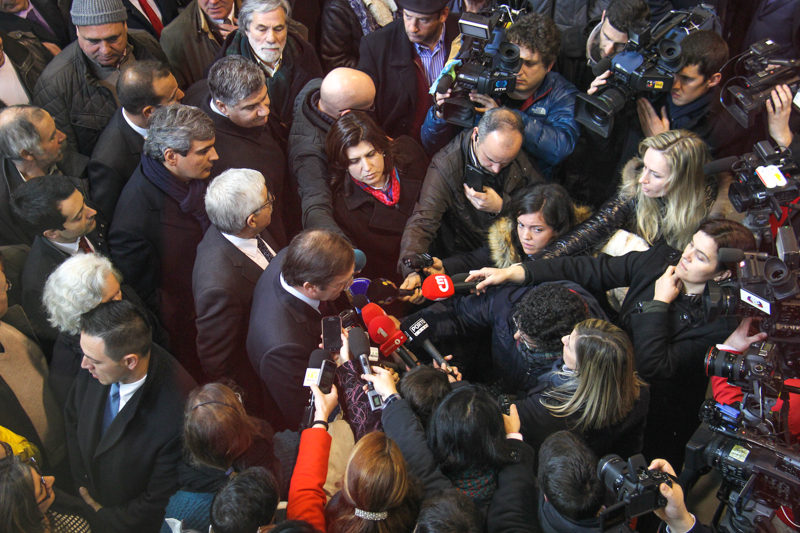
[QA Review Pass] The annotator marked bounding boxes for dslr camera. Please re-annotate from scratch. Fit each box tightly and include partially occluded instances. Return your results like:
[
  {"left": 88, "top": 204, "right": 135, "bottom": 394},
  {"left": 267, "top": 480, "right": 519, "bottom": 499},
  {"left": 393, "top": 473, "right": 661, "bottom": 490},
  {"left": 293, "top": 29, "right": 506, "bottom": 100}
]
[
  {"left": 724, "top": 38, "right": 800, "bottom": 129},
  {"left": 435, "top": 2, "right": 526, "bottom": 127},
  {"left": 575, "top": 5, "right": 717, "bottom": 138},
  {"left": 597, "top": 454, "right": 672, "bottom": 531}
]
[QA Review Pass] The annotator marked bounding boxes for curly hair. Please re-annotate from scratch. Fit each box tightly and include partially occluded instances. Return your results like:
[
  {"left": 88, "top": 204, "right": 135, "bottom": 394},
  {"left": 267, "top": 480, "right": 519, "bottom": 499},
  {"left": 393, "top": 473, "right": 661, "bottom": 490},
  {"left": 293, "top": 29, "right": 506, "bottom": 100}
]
[
  {"left": 514, "top": 283, "right": 589, "bottom": 352},
  {"left": 43, "top": 253, "right": 122, "bottom": 335},
  {"left": 505, "top": 12, "right": 561, "bottom": 66}
]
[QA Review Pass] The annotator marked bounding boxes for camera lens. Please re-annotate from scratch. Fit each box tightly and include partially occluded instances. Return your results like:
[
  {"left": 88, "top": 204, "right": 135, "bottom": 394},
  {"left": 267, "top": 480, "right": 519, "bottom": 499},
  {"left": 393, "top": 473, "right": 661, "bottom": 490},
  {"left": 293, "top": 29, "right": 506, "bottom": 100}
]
[
  {"left": 705, "top": 348, "right": 746, "bottom": 381},
  {"left": 597, "top": 454, "right": 627, "bottom": 491}
]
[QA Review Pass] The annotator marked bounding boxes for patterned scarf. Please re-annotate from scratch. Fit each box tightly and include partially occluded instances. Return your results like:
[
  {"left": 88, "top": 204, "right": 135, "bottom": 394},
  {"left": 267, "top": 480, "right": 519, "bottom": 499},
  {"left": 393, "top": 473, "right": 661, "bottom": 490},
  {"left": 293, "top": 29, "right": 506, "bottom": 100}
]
[
  {"left": 141, "top": 154, "right": 211, "bottom": 232},
  {"left": 351, "top": 167, "right": 401, "bottom": 206},
  {"left": 449, "top": 466, "right": 498, "bottom": 503}
]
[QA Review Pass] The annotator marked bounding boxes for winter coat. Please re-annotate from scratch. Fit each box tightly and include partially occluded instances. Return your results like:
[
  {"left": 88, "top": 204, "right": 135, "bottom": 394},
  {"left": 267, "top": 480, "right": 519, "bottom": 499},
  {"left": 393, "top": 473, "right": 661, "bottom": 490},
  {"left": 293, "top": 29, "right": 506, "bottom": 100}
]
[
  {"left": 32, "top": 30, "right": 171, "bottom": 156},
  {"left": 319, "top": 0, "right": 364, "bottom": 70},
  {"left": 1, "top": 30, "right": 53, "bottom": 99},
  {"left": 398, "top": 130, "right": 542, "bottom": 276}
]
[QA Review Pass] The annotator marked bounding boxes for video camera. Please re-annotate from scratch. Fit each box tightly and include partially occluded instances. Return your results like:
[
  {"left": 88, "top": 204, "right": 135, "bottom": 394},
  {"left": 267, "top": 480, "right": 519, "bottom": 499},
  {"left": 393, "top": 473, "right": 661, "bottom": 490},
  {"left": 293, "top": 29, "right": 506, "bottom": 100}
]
[
  {"left": 435, "top": 2, "right": 526, "bottom": 127},
  {"left": 575, "top": 5, "right": 717, "bottom": 138},
  {"left": 723, "top": 38, "right": 800, "bottom": 129},
  {"left": 597, "top": 454, "right": 672, "bottom": 532}
]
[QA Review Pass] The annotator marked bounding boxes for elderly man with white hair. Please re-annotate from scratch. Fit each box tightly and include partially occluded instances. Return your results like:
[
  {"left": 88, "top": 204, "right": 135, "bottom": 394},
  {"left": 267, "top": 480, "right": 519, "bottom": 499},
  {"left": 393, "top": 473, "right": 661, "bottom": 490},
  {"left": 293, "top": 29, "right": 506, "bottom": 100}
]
[
  {"left": 192, "top": 168, "right": 279, "bottom": 418},
  {"left": 42, "top": 252, "right": 167, "bottom": 405}
]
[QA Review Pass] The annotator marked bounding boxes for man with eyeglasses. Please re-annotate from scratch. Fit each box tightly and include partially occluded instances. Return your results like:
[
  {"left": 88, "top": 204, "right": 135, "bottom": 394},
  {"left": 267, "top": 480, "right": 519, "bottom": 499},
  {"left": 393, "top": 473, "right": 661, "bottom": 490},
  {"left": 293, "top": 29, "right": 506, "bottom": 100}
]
[
  {"left": 289, "top": 67, "right": 375, "bottom": 239},
  {"left": 193, "top": 168, "right": 280, "bottom": 419},
  {"left": 185, "top": 55, "right": 290, "bottom": 245},
  {"left": 247, "top": 228, "right": 355, "bottom": 431}
]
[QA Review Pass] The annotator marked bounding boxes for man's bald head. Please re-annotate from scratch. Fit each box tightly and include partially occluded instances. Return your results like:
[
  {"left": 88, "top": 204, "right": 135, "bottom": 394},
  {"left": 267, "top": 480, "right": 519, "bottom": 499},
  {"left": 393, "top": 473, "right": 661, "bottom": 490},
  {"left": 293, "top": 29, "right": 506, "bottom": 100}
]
[{"left": 318, "top": 68, "right": 376, "bottom": 118}]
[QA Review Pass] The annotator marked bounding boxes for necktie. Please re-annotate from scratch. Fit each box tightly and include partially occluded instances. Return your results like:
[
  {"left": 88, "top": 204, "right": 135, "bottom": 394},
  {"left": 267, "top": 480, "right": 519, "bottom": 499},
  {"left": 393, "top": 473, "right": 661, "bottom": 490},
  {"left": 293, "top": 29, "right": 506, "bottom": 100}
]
[
  {"left": 257, "top": 236, "right": 274, "bottom": 262},
  {"left": 318, "top": 300, "right": 336, "bottom": 317},
  {"left": 78, "top": 236, "right": 93, "bottom": 254},
  {"left": 25, "top": 8, "right": 54, "bottom": 35},
  {"left": 101, "top": 383, "right": 120, "bottom": 436},
  {"left": 138, "top": 0, "right": 163, "bottom": 38}
]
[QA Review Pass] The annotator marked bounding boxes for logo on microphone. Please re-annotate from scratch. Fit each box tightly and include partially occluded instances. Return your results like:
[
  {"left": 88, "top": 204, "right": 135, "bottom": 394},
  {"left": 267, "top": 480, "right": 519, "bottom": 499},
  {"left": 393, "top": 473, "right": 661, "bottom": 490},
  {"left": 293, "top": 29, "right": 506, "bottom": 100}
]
[
  {"left": 434, "top": 275, "right": 450, "bottom": 293},
  {"left": 409, "top": 319, "right": 428, "bottom": 337}
]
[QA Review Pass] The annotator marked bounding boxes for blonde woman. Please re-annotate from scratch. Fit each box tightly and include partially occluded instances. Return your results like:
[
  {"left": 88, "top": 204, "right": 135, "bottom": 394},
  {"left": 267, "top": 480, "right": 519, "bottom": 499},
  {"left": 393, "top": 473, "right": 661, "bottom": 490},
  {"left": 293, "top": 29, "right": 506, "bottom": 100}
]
[
  {"left": 515, "top": 319, "right": 648, "bottom": 458},
  {"left": 535, "top": 129, "right": 726, "bottom": 259}
]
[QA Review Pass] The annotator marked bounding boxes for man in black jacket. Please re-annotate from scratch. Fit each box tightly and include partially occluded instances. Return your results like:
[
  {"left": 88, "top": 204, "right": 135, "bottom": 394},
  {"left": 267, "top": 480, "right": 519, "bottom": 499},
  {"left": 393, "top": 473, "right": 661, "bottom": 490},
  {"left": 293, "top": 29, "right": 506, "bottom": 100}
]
[
  {"left": 356, "top": 0, "right": 459, "bottom": 141},
  {"left": 0, "top": 31, "right": 53, "bottom": 105},
  {"left": 0, "top": 105, "right": 88, "bottom": 246},
  {"left": 0, "top": 0, "right": 72, "bottom": 50},
  {"left": 88, "top": 60, "right": 183, "bottom": 221},
  {"left": 11, "top": 175, "right": 106, "bottom": 357},
  {"left": 288, "top": 67, "right": 374, "bottom": 238},
  {"left": 66, "top": 300, "right": 195, "bottom": 533},
  {"left": 33, "top": 0, "right": 175, "bottom": 156}
]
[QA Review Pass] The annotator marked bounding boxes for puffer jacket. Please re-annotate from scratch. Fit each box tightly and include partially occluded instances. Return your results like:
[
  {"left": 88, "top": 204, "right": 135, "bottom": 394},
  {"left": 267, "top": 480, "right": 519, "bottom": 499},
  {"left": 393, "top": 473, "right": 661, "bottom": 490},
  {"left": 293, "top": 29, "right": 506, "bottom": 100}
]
[
  {"left": 421, "top": 71, "right": 579, "bottom": 178},
  {"left": 2, "top": 30, "right": 53, "bottom": 99},
  {"left": 32, "top": 30, "right": 170, "bottom": 156},
  {"left": 319, "top": 0, "right": 364, "bottom": 70},
  {"left": 287, "top": 78, "right": 349, "bottom": 239},
  {"left": 535, "top": 159, "right": 720, "bottom": 259},
  {"left": 398, "top": 129, "right": 543, "bottom": 276}
]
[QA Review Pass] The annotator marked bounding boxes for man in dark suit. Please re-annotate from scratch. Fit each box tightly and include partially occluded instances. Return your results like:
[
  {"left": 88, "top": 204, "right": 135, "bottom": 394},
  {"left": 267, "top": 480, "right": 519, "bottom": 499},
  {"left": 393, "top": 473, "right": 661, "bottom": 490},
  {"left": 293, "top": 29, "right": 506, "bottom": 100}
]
[
  {"left": 193, "top": 168, "right": 279, "bottom": 419},
  {"left": 0, "top": 105, "right": 89, "bottom": 246},
  {"left": 65, "top": 299, "right": 196, "bottom": 533},
  {"left": 247, "top": 229, "right": 354, "bottom": 431},
  {"left": 0, "top": 0, "right": 73, "bottom": 50},
  {"left": 109, "top": 104, "right": 217, "bottom": 381},
  {"left": 185, "top": 55, "right": 288, "bottom": 245},
  {"left": 356, "top": 0, "right": 459, "bottom": 141},
  {"left": 11, "top": 175, "right": 106, "bottom": 357},
  {"left": 88, "top": 61, "right": 184, "bottom": 221},
  {"left": 120, "top": 0, "right": 179, "bottom": 39}
]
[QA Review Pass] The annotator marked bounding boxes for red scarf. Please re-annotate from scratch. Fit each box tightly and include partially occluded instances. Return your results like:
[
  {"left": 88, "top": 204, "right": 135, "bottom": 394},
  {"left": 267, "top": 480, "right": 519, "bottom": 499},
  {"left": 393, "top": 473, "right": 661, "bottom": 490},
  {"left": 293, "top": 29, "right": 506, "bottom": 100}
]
[{"left": 351, "top": 168, "right": 401, "bottom": 206}]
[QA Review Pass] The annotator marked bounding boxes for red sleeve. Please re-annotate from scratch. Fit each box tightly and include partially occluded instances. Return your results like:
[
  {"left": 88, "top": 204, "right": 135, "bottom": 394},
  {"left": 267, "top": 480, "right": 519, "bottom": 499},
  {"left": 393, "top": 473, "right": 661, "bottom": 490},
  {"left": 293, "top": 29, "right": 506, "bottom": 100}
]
[
  {"left": 287, "top": 428, "right": 332, "bottom": 532},
  {"left": 711, "top": 376, "right": 744, "bottom": 406}
]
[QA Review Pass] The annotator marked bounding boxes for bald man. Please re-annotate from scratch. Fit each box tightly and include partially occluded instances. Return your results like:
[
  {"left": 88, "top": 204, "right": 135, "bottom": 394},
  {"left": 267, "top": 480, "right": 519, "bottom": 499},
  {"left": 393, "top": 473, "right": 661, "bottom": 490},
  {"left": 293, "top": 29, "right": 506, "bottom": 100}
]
[{"left": 288, "top": 67, "right": 375, "bottom": 238}]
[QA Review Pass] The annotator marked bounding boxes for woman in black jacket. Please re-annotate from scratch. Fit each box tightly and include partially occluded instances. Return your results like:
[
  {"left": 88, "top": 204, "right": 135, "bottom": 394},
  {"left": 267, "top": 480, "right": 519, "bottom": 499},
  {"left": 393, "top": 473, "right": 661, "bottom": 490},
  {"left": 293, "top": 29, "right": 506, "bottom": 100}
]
[
  {"left": 326, "top": 111, "right": 428, "bottom": 283},
  {"left": 468, "top": 219, "right": 758, "bottom": 467}
]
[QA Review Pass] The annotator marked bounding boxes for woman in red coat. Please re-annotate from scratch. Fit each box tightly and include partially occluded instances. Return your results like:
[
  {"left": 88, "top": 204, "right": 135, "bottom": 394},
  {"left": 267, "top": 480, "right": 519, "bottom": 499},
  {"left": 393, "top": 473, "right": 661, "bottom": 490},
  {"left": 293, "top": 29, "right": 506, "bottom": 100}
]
[{"left": 326, "top": 111, "right": 429, "bottom": 283}]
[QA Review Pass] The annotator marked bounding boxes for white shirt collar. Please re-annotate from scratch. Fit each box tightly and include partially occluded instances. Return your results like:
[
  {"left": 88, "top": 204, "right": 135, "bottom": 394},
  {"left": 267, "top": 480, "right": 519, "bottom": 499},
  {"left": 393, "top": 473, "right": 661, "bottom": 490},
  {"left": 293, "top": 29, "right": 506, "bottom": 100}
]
[
  {"left": 118, "top": 373, "right": 147, "bottom": 412},
  {"left": 122, "top": 108, "right": 149, "bottom": 138},
  {"left": 279, "top": 273, "right": 320, "bottom": 312},
  {"left": 49, "top": 239, "right": 82, "bottom": 256},
  {"left": 209, "top": 98, "right": 227, "bottom": 118},
  {"left": 222, "top": 232, "right": 272, "bottom": 270}
]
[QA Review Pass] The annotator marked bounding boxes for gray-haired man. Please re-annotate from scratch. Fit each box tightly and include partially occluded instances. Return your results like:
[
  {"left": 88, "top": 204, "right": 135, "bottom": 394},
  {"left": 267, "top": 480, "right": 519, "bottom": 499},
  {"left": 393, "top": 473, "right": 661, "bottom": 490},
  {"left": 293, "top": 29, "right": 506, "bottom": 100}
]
[
  {"left": 109, "top": 103, "right": 217, "bottom": 380},
  {"left": 192, "top": 168, "right": 280, "bottom": 418},
  {"left": 185, "top": 54, "right": 288, "bottom": 244}
]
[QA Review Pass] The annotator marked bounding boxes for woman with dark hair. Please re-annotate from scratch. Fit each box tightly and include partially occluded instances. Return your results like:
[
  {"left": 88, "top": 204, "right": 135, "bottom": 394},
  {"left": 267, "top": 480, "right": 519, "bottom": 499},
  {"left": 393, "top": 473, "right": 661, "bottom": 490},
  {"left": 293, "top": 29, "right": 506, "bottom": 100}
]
[
  {"left": 162, "top": 383, "right": 282, "bottom": 533},
  {"left": 0, "top": 446, "right": 90, "bottom": 533},
  {"left": 326, "top": 111, "right": 428, "bottom": 282},
  {"left": 468, "top": 218, "right": 758, "bottom": 467},
  {"left": 514, "top": 319, "right": 648, "bottom": 457}
]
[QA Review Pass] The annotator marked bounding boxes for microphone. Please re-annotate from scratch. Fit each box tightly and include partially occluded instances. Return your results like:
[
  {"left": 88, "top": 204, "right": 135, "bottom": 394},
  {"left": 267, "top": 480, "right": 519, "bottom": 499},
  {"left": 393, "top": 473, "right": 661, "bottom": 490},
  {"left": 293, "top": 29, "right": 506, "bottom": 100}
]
[
  {"left": 366, "top": 278, "right": 415, "bottom": 305},
  {"left": 703, "top": 156, "right": 739, "bottom": 176},
  {"left": 421, "top": 274, "right": 455, "bottom": 300},
  {"left": 436, "top": 74, "right": 454, "bottom": 94},
  {"left": 368, "top": 315, "right": 421, "bottom": 370},
  {"left": 348, "top": 326, "right": 383, "bottom": 410},
  {"left": 450, "top": 272, "right": 480, "bottom": 295},
  {"left": 300, "top": 349, "right": 335, "bottom": 430},
  {"left": 354, "top": 249, "right": 367, "bottom": 272},
  {"left": 368, "top": 315, "right": 396, "bottom": 343},
  {"left": 352, "top": 294, "right": 369, "bottom": 310},
  {"left": 361, "top": 302, "right": 387, "bottom": 328},
  {"left": 717, "top": 248, "right": 771, "bottom": 263},
  {"left": 399, "top": 317, "right": 453, "bottom": 374},
  {"left": 592, "top": 56, "right": 613, "bottom": 77}
]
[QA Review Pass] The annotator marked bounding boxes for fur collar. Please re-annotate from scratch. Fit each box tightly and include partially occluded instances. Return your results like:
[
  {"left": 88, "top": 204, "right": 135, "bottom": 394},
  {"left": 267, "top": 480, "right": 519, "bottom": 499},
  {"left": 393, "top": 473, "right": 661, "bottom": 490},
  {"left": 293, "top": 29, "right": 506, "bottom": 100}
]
[{"left": 488, "top": 217, "right": 523, "bottom": 269}]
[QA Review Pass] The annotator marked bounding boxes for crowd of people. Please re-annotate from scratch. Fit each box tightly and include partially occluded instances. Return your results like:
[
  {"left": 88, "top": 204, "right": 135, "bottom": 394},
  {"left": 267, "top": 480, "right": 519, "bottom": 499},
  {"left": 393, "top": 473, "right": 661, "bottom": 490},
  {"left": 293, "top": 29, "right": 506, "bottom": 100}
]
[{"left": 0, "top": 0, "right": 797, "bottom": 531}]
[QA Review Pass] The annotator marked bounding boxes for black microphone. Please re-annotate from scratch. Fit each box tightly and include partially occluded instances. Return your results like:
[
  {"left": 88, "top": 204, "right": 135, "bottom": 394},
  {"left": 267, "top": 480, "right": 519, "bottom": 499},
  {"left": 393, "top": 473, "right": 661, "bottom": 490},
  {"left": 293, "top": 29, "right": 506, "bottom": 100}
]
[
  {"left": 592, "top": 57, "right": 613, "bottom": 77},
  {"left": 352, "top": 294, "right": 369, "bottom": 310},
  {"left": 348, "top": 326, "right": 384, "bottom": 410},
  {"left": 436, "top": 74, "right": 454, "bottom": 94},
  {"left": 399, "top": 317, "right": 453, "bottom": 374},
  {"left": 703, "top": 156, "right": 739, "bottom": 176},
  {"left": 450, "top": 272, "right": 480, "bottom": 295},
  {"left": 366, "top": 278, "right": 415, "bottom": 305},
  {"left": 300, "top": 349, "right": 335, "bottom": 430},
  {"left": 717, "top": 248, "right": 771, "bottom": 263}
]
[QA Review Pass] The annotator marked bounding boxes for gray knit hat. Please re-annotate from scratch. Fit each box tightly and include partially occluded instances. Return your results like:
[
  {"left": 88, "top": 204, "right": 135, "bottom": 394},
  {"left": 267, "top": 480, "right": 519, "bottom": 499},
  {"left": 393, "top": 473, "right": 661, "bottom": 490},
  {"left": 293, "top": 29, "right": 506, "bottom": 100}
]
[{"left": 70, "top": 0, "right": 127, "bottom": 26}]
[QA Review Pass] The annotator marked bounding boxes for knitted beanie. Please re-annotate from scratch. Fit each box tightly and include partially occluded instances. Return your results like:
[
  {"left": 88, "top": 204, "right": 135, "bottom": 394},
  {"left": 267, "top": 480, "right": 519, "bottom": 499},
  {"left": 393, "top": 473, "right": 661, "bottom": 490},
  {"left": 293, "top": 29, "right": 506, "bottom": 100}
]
[{"left": 70, "top": 0, "right": 127, "bottom": 26}]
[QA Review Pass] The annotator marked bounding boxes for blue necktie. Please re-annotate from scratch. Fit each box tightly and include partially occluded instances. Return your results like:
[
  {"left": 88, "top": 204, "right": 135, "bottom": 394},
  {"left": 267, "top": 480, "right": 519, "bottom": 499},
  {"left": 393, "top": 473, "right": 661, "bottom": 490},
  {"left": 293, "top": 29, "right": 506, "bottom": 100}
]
[{"left": 101, "top": 383, "right": 120, "bottom": 436}]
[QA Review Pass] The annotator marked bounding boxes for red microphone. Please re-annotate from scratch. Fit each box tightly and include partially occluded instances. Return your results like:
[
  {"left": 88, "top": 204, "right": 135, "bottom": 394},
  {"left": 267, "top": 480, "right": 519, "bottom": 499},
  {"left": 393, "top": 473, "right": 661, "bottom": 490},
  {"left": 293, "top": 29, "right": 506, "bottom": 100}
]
[
  {"left": 368, "top": 315, "right": 397, "bottom": 344},
  {"left": 421, "top": 274, "right": 455, "bottom": 301},
  {"left": 379, "top": 329, "right": 420, "bottom": 369},
  {"left": 361, "top": 302, "right": 387, "bottom": 328}
]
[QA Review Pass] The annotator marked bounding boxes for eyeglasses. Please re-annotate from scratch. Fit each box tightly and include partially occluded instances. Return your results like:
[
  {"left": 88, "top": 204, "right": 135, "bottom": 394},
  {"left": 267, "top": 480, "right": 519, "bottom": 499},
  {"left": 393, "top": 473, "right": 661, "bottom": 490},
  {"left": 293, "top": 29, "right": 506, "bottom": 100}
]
[
  {"left": 251, "top": 192, "right": 275, "bottom": 217},
  {"left": 328, "top": 272, "right": 355, "bottom": 292},
  {"left": 512, "top": 316, "right": 536, "bottom": 351},
  {"left": 24, "top": 457, "right": 50, "bottom": 505}
]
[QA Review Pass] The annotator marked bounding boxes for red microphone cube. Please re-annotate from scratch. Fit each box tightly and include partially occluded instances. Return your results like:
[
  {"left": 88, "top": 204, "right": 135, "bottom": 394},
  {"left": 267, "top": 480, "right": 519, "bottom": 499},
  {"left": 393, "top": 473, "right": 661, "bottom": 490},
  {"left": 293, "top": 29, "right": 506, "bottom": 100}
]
[{"left": 421, "top": 274, "right": 455, "bottom": 300}]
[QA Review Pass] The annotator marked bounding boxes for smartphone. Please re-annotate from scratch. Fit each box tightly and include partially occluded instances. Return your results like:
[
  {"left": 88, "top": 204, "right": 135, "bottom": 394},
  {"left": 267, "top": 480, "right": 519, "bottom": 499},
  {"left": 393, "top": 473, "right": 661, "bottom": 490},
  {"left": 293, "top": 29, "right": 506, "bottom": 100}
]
[
  {"left": 322, "top": 316, "right": 343, "bottom": 352},
  {"left": 464, "top": 162, "right": 485, "bottom": 192},
  {"left": 318, "top": 359, "right": 336, "bottom": 394}
]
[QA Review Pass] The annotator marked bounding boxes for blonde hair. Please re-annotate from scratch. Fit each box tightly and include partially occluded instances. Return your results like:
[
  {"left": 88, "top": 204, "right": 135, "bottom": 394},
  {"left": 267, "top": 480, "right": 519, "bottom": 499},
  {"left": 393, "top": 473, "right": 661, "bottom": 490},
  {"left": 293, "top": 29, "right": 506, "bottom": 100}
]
[
  {"left": 620, "top": 130, "right": 711, "bottom": 251},
  {"left": 542, "top": 319, "right": 644, "bottom": 431}
]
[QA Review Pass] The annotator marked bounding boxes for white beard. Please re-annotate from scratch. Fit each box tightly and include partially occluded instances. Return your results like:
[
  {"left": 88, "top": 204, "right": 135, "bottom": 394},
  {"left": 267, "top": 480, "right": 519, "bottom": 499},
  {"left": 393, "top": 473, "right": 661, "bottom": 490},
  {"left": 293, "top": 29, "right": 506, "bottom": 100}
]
[{"left": 254, "top": 45, "right": 281, "bottom": 66}]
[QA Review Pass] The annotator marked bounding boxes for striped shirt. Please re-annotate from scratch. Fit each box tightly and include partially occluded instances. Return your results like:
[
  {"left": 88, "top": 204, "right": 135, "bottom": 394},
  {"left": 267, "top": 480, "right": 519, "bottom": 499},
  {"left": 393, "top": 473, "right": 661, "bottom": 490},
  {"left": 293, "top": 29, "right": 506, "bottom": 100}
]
[{"left": 413, "top": 28, "right": 447, "bottom": 88}]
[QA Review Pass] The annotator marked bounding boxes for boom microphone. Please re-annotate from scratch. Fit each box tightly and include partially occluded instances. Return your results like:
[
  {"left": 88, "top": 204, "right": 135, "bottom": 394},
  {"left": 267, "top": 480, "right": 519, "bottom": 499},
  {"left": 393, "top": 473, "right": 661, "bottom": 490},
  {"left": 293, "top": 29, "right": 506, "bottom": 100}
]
[{"left": 703, "top": 156, "right": 739, "bottom": 176}]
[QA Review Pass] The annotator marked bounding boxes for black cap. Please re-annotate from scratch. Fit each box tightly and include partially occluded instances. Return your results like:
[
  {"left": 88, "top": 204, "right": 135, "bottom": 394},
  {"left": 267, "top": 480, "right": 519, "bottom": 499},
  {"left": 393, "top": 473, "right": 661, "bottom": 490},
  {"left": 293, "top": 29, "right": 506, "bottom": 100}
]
[{"left": 396, "top": 0, "right": 449, "bottom": 14}]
